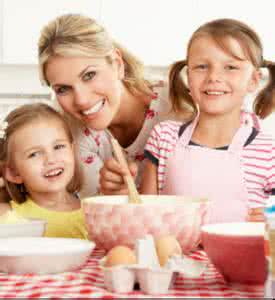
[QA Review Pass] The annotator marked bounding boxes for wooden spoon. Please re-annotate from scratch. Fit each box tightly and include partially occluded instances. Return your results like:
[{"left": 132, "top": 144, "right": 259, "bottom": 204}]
[{"left": 110, "top": 138, "right": 142, "bottom": 204}]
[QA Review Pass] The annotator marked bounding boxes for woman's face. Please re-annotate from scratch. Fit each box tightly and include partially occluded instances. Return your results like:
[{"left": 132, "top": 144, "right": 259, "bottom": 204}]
[{"left": 45, "top": 53, "right": 125, "bottom": 130}]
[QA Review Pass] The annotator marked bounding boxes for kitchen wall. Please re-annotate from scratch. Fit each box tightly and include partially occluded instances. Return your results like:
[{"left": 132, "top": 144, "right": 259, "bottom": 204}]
[{"left": 0, "top": 0, "right": 274, "bottom": 133}]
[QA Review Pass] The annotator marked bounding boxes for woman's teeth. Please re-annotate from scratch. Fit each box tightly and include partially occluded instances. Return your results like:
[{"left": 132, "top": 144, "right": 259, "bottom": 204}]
[
  {"left": 45, "top": 168, "right": 64, "bottom": 177},
  {"left": 82, "top": 99, "right": 105, "bottom": 115},
  {"left": 205, "top": 91, "right": 226, "bottom": 95}
]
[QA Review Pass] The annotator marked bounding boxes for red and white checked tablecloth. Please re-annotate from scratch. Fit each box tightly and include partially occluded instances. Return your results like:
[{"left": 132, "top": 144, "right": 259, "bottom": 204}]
[{"left": 0, "top": 248, "right": 264, "bottom": 298}]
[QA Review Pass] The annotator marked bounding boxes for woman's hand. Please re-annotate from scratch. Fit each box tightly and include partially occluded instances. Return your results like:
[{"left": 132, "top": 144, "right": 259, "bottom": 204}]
[
  {"left": 246, "top": 207, "right": 265, "bottom": 222},
  {"left": 99, "top": 157, "right": 137, "bottom": 195}
]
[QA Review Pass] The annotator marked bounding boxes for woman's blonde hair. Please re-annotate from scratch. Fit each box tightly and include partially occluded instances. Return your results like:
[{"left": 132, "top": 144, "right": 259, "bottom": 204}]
[
  {"left": 169, "top": 18, "right": 275, "bottom": 119},
  {"left": 38, "top": 13, "right": 154, "bottom": 98},
  {"left": 0, "top": 103, "right": 82, "bottom": 203}
]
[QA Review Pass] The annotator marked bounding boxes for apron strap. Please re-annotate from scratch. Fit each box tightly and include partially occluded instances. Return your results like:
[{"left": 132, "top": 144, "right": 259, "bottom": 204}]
[
  {"left": 179, "top": 113, "right": 253, "bottom": 153},
  {"left": 228, "top": 116, "right": 254, "bottom": 154},
  {"left": 179, "top": 115, "right": 199, "bottom": 147}
]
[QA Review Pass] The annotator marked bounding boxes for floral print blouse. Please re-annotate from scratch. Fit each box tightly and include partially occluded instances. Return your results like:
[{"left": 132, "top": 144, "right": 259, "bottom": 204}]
[{"left": 74, "top": 83, "right": 176, "bottom": 197}]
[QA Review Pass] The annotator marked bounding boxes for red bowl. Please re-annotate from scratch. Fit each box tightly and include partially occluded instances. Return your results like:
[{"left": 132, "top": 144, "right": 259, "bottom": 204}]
[{"left": 202, "top": 222, "right": 266, "bottom": 284}]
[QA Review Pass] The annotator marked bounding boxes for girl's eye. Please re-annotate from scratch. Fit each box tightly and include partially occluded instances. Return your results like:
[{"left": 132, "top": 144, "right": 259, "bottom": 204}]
[
  {"left": 54, "top": 144, "right": 66, "bottom": 150},
  {"left": 226, "top": 65, "right": 238, "bottom": 70},
  {"left": 195, "top": 64, "right": 208, "bottom": 70},
  {"left": 83, "top": 71, "right": 96, "bottom": 81},
  {"left": 55, "top": 86, "right": 70, "bottom": 95}
]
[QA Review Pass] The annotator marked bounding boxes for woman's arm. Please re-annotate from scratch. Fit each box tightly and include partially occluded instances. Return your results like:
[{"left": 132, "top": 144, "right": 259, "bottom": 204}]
[{"left": 139, "top": 159, "right": 158, "bottom": 194}]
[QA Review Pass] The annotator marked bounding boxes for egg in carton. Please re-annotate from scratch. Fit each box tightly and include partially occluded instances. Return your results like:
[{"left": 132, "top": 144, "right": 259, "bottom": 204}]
[{"left": 100, "top": 235, "right": 207, "bottom": 295}]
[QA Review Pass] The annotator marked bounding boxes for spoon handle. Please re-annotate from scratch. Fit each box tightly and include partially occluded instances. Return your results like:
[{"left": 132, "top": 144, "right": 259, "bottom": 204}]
[{"left": 110, "top": 138, "right": 142, "bottom": 204}]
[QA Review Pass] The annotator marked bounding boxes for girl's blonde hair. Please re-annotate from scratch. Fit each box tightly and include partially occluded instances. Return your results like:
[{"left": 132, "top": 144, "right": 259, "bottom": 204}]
[
  {"left": 38, "top": 13, "right": 154, "bottom": 98},
  {"left": 169, "top": 18, "right": 275, "bottom": 119},
  {"left": 0, "top": 103, "right": 82, "bottom": 203}
]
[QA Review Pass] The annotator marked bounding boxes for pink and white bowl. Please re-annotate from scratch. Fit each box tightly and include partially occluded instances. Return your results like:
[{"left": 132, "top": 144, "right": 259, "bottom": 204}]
[
  {"left": 82, "top": 195, "right": 208, "bottom": 254},
  {"left": 201, "top": 222, "right": 266, "bottom": 284}
]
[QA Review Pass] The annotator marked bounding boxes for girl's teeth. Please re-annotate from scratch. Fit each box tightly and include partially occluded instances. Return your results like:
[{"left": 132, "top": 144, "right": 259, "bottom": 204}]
[
  {"left": 45, "top": 169, "right": 63, "bottom": 177},
  {"left": 83, "top": 100, "right": 104, "bottom": 115}
]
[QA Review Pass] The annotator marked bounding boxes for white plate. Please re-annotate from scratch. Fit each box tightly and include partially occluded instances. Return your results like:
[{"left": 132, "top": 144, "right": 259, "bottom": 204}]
[{"left": 0, "top": 237, "right": 95, "bottom": 274}]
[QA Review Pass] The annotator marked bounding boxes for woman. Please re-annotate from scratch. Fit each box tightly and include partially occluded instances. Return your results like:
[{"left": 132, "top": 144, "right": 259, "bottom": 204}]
[{"left": 38, "top": 13, "right": 181, "bottom": 197}]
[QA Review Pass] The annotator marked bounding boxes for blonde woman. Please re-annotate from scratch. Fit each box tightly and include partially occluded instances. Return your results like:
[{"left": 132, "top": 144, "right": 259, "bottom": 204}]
[{"left": 38, "top": 13, "right": 179, "bottom": 197}]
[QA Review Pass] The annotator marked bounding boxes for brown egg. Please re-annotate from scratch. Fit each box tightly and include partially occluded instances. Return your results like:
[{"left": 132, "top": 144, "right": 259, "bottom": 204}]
[
  {"left": 105, "top": 246, "right": 137, "bottom": 267},
  {"left": 155, "top": 235, "right": 182, "bottom": 266}
]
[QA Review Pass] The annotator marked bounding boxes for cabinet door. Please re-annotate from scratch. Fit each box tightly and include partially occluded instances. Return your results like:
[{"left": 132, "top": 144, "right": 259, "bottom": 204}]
[
  {"left": 101, "top": 0, "right": 199, "bottom": 66},
  {"left": 196, "top": 0, "right": 275, "bottom": 60},
  {"left": 0, "top": 0, "right": 3, "bottom": 63},
  {"left": 3, "top": 0, "right": 102, "bottom": 64}
]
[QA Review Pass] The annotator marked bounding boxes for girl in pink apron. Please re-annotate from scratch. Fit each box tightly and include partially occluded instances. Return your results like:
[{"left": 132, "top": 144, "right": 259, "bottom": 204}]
[{"left": 141, "top": 18, "right": 275, "bottom": 225}]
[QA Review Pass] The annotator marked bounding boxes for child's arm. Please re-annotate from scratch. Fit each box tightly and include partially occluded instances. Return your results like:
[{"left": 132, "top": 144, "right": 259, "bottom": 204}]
[
  {"left": 0, "top": 203, "right": 11, "bottom": 216},
  {"left": 140, "top": 159, "right": 158, "bottom": 194},
  {"left": 246, "top": 207, "right": 265, "bottom": 222}
]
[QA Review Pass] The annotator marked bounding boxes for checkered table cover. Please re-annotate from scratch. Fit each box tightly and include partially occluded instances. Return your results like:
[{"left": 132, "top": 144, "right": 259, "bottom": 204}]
[{"left": 0, "top": 248, "right": 263, "bottom": 298}]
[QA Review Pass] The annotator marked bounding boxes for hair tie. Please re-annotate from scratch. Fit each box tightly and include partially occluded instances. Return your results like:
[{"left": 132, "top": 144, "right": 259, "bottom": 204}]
[{"left": 0, "top": 119, "right": 8, "bottom": 140}]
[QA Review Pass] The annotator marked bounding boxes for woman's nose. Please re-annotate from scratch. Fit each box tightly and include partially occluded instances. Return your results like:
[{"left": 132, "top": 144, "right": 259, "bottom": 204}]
[{"left": 74, "top": 86, "right": 91, "bottom": 108}]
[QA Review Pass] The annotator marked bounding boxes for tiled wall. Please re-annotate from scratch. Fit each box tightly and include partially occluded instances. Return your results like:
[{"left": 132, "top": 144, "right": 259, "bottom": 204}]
[{"left": 0, "top": 64, "right": 167, "bottom": 119}]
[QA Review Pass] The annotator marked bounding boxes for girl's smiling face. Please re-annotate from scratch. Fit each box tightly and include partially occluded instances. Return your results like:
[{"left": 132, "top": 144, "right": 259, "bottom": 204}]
[
  {"left": 187, "top": 35, "right": 260, "bottom": 118},
  {"left": 6, "top": 119, "right": 75, "bottom": 197},
  {"left": 45, "top": 53, "right": 125, "bottom": 130}
]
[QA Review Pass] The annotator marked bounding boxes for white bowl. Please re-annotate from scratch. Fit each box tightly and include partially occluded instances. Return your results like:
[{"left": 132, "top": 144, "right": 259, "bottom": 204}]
[
  {"left": 0, "top": 237, "right": 95, "bottom": 274},
  {"left": 0, "top": 219, "right": 47, "bottom": 238}
]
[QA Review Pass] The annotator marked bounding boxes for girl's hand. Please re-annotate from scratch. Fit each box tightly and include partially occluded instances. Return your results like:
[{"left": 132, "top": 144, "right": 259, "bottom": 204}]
[
  {"left": 99, "top": 157, "right": 138, "bottom": 195},
  {"left": 246, "top": 207, "right": 265, "bottom": 222}
]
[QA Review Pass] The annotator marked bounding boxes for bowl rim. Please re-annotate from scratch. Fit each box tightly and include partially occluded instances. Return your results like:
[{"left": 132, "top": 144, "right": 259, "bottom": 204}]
[
  {"left": 83, "top": 194, "right": 208, "bottom": 205},
  {"left": 0, "top": 218, "right": 47, "bottom": 227},
  {"left": 0, "top": 237, "right": 95, "bottom": 256},
  {"left": 201, "top": 222, "right": 265, "bottom": 236}
]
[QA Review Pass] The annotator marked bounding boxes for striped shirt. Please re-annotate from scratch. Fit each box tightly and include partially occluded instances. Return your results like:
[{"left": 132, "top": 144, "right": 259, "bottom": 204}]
[{"left": 144, "top": 120, "right": 275, "bottom": 208}]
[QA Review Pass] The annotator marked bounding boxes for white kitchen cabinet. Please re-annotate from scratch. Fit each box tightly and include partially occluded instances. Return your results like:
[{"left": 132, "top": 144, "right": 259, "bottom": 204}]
[
  {"left": 0, "top": 0, "right": 3, "bottom": 63},
  {"left": 100, "top": 0, "right": 200, "bottom": 66},
  {"left": 1, "top": 0, "right": 275, "bottom": 65},
  {"left": 2, "top": 0, "right": 102, "bottom": 64},
  {"left": 196, "top": 0, "right": 275, "bottom": 61}
]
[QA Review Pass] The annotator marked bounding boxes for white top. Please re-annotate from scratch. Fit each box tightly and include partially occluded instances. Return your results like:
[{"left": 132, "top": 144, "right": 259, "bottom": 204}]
[{"left": 74, "top": 84, "right": 177, "bottom": 197}]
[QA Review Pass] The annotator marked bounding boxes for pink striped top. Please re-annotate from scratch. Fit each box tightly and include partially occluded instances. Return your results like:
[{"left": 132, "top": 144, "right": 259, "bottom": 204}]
[{"left": 144, "top": 120, "right": 275, "bottom": 208}]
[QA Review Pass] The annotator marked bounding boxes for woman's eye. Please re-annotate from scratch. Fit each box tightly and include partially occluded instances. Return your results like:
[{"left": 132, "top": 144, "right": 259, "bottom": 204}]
[
  {"left": 55, "top": 86, "right": 69, "bottom": 95},
  {"left": 54, "top": 144, "right": 66, "bottom": 150},
  {"left": 83, "top": 71, "right": 96, "bottom": 81},
  {"left": 28, "top": 151, "right": 39, "bottom": 159}
]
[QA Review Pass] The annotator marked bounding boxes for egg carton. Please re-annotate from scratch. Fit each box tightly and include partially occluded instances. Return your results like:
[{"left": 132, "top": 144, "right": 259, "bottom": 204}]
[{"left": 100, "top": 254, "right": 207, "bottom": 295}]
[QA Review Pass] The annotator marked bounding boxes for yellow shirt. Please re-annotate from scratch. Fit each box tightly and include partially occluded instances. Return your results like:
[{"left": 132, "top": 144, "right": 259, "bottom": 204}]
[{"left": 11, "top": 198, "right": 88, "bottom": 239}]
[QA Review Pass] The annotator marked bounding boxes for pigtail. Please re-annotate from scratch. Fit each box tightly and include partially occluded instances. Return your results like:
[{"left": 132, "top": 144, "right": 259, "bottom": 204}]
[
  {"left": 254, "top": 60, "right": 275, "bottom": 119},
  {"left": 0, "top": 140, "right": 12, "bottom": 203},
  {"left": 112, "top": 42, "right": 155, "bottom": 99},
  {"left": 169, "top": 60, "right": 197, "bottom": 119}
]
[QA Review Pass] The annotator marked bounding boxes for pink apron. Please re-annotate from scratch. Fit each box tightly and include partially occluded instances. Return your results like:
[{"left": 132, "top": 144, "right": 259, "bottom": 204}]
[{"left": 162, "top": 116, "right": 252, "bottom": 224}]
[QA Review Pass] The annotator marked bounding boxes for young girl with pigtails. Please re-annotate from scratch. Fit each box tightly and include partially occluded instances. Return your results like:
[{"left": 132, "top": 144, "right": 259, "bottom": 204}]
[
  {"left": 141, "top": 18, "right": 275, "bottom": 224},
  {"left": 0, "top": 103, "right": 87, "bottom": 239}
]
